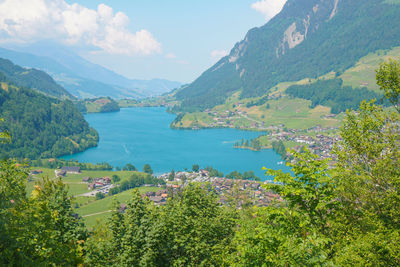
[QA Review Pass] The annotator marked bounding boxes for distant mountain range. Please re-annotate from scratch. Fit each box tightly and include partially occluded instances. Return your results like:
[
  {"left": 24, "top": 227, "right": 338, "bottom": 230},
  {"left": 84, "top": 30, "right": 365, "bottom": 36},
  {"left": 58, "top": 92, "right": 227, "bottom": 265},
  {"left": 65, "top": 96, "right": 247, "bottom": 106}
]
[
  {"left": 176, "top": 0, "right": 400, "bottom": 111},
  {"left": 0, "top": 44, "right": 181, "bottom": 99}
]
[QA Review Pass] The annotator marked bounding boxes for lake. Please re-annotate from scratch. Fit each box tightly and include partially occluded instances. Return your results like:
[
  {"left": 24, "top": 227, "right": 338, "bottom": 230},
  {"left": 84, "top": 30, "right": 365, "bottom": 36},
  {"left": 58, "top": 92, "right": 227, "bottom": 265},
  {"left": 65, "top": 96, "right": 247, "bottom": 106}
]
[{"left": 62, "top": 107, "right": 289, "bottom": 179}]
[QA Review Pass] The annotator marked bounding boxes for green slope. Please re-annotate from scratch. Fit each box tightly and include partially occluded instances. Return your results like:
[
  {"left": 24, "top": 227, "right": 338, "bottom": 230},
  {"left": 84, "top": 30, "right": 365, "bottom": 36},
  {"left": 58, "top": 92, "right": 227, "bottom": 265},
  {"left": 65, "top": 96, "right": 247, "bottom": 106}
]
[
  {"left": 176, "top": 0, "right": 400, "bottom": 111},
  {"left": 0, "top": 74, "right": 98, "bottom": 159},
  {"left": 0, "top": 57, "right": 73, "bottom": 99}
]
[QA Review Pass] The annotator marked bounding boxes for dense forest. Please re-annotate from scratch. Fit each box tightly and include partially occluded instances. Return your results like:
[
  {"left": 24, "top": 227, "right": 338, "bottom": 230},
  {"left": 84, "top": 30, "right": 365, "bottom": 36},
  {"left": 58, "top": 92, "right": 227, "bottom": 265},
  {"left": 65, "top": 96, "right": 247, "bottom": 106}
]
[
  {"left": 286, "top": 78, "right": 382, "bottom": 113},
  {"left": 0, "top": 74, "right": 98, "bottom": 158},
  {"left": 0, "top": 58, "right": 73, "bottom": 99},
  {"left": 175, "top": 0, "right": 400, "bottom": 111},
  {"left": 0, "top": 63, "right": 399, "bottom": 265}
]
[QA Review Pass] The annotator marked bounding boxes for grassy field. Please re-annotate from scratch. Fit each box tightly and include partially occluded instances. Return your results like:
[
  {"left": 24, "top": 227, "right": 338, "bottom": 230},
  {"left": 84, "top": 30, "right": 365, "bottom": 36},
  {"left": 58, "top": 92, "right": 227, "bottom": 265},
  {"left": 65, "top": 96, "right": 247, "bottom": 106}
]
[
  {"left": 27, "top": 168, "right": 146, "bottom": 196},
  {"left": 178, "top": 96, "right": 341, "bottom": 131},
  {"left": 340, "top": 46, "right": 400, "bottom": 92},
  {"left": 27, "top": 167, "right": 164, "bottom": 229},
  {"left": 76, "top": 187, "right": 161, "bottom": 228},
  {"left": 251, "top": 98, "right": 340, "bottom": 129}
]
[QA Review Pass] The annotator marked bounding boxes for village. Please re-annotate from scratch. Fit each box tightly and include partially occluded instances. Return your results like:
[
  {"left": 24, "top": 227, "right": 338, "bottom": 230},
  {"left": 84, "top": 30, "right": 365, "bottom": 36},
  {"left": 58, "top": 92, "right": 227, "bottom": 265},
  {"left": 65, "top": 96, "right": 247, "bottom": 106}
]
[
  {"left": 32, "top": 166, "right": 282, "bottom": 207},
  {"left": 264, "top": 125, "right": 341, "bottom": 160},
  {"left": 155, "top": 170, "right": 282, "bottom": 207}
]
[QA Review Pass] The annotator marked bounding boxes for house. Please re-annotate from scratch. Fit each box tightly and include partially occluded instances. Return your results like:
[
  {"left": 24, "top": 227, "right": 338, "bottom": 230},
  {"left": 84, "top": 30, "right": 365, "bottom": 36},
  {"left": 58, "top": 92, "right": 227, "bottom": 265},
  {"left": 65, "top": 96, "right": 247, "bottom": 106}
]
[
  {"left": 55, "top": 169, "right": 66, "bottom": 177},
  {"left": 119, "top": 204, "right": 127, "bottom": 213},
  {"left": 61, "top": 166, "right": 81, "bottom": 174},
  {"left": 103, "top": 177, "right": 112, "bottom": 184},
  {"left": 82, "top": 177, "right": 91, "bottom": 183},
  {"left": 30, "top": 169, "right": 43, "bottom": 175},
  {"left": 95, "top": 182, "right": 105, "bottom": 187},
  {"left": 149, "top": 196, "right": 166, "bottom": 205},
  {"left": 145, "top": 191, "right": 156, "bottom": 197},
  {"left": 88, "top": 183, "right": 96, "bottom": 190}
]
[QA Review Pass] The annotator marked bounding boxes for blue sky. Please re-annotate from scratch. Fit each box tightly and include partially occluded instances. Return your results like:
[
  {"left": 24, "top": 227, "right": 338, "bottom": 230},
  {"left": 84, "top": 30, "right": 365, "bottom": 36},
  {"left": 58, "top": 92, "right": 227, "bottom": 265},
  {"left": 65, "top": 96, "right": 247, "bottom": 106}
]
[{"left": 0, "top": 0, "right": 286, "bottom": 83}]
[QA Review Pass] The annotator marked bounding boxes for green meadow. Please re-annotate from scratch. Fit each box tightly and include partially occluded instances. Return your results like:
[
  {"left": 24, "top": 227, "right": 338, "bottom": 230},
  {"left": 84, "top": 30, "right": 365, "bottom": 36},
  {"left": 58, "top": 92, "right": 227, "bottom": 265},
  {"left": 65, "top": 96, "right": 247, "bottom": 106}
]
[{"left": 27, "top": 168, "right": 163, "bottom": 228}]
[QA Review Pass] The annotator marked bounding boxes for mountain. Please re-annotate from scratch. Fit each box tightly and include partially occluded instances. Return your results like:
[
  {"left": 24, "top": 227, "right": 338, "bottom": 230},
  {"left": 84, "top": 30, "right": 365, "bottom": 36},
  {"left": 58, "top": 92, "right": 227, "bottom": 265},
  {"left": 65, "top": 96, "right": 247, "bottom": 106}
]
[
  {"left": 0, "top": 44, "right": 182, "bottom": 99},
  {"left": 0, "top": 72, "right": 98, "bottom": 159},
  {"left": 176, "top": 0, "right": 400, "bottom": 111},
  {"left": 0, "top": 58, "right": 73, "bottom": 99}
]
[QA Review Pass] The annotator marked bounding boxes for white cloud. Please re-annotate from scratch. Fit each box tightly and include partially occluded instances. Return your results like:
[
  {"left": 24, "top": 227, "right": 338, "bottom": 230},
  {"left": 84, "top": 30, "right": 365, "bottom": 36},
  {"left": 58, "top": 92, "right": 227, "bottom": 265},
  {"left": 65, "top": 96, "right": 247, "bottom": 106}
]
[
  {"left": 211, "top": 50, "right": 228, "bottom": 60},
  {"left": 251, "top": 0, "right": 287, "bottom": 20},
  {"left": 165, "top": 53, "right": 177, "bottom": 59},
  {"left": 0, "top": 0, "right": 161, "bottom": 56}
]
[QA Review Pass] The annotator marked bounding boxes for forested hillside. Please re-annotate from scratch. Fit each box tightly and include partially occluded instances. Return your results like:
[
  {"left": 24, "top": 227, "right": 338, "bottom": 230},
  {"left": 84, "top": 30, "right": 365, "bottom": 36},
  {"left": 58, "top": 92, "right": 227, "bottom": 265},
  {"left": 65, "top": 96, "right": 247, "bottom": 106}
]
[
  {"left": 0, "top": 58, "right": 73, "bottom": 99},
  {"left": 0, "top": 74, "right": 98, "bottom": 158},
  {"left": 176, "top": 0, "right": 400, "bottom": 111}
]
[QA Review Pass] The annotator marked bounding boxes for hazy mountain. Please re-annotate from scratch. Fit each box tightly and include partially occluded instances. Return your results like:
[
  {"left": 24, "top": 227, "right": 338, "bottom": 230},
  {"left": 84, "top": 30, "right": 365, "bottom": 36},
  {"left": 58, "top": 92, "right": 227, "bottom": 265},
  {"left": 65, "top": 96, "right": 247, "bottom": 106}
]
[
  {"left": 0, "top": 44, "right": 181, "bottom": 99},
  {"left": 176, "top": 0, "right": 400, "bottom": 110}
]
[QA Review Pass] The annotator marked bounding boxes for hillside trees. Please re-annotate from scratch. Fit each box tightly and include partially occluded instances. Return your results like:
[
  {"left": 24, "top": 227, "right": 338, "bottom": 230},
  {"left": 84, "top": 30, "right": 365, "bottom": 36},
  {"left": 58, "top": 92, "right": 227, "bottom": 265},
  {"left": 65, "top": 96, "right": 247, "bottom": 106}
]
[
  {"left": 376, "top": 59, "right": 400, "bottom": 111},
  {"left": 0, "top": 159, "right": 87, "bottom": 265},
  {"left": 0, "top": 80, "right": 98, "bottom": 158},
  {"left": 85, "top": 186, "right": 237, "bottom": 266}
]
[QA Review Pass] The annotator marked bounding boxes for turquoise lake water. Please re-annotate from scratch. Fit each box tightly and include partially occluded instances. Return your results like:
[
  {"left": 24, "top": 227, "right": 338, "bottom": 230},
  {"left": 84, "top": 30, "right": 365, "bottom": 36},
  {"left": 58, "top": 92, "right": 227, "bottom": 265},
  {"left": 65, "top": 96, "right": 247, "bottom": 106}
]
[{"left": 62, "top": 107, "right": 289, "bottom": 179}]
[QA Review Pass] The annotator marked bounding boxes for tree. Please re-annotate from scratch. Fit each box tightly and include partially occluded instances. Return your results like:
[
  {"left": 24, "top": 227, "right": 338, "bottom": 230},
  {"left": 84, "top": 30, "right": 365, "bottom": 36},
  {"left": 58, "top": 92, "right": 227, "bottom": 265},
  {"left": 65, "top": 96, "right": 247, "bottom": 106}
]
[
  {"left": 0, "top": 161, "right": 87, "bottom": 265},
  {"left": 122, "top": 163, "right": 136, "bottom": 171},
  {"left": 0, "top": 118, "right": 11, "bottom": 144},
  {"left": 332, "top": 100, "right": 400, "bottom": 265},
  {"left": 168, "top": 169, "right": 175, "bottom": 181},
  {"left": 95, "top": 192, "right": 105, "bottom": 200},
  {"left": 376, "top": 59, "right": 400, "bottom": 112},
  {"left": 192, "top": 164, "right": 200, "bottom": 172},
  {"left": 143, "top": 164, "right": 153, "bottom": 174},
  {"left": 112, "top": 174, "right": 120, "bottom": 184}
]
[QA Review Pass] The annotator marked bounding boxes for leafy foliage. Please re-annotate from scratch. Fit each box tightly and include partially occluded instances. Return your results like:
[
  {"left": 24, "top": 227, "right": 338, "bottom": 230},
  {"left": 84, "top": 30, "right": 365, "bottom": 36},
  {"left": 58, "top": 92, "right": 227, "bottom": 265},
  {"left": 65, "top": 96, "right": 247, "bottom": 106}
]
[
  {"left": 0, "top": 159, "right": 87, "bottom": 265},
  {"left": 376, "top": 59, "right": 400, "bottom": 111},
  {"left": 85, "top": 186, "right": 237, "bottom": 266}
]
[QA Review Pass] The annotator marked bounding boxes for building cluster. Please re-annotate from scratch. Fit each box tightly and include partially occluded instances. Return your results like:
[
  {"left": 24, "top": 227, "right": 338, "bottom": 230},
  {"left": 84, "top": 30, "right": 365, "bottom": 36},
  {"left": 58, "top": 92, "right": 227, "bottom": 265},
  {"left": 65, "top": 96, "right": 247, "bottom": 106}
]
[
  {"left": 82, "top": 176, "right": 115, "bottom": 196},
  {"left": 158, "top": 169, "right": 211, "bottom": 183},
  {"left": 84, "top": 176, "right": 112, "bottom": 190},
  {"left": 210, "top": 178, "right": 282, "bottom": 207},
  {"left": 267, "top": 126, "right": 341, "bottom": 159},
  {"left": 152, "top": 171, "right": 282, "bottom": 207}
]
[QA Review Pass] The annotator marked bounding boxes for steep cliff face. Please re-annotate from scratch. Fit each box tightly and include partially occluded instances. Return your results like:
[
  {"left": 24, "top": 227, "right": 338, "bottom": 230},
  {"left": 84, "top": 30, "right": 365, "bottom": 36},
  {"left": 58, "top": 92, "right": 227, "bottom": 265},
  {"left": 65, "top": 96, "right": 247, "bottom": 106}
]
[{"left": 176, "top": 0, "right": 400, "bottom": 111}]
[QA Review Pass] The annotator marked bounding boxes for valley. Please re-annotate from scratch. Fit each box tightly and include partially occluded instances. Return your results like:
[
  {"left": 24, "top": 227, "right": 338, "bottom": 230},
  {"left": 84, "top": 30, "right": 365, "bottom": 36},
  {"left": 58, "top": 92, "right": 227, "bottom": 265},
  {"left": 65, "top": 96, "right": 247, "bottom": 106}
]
[{"left": 1, "top": 0, "right": 400, "bottom": 265}]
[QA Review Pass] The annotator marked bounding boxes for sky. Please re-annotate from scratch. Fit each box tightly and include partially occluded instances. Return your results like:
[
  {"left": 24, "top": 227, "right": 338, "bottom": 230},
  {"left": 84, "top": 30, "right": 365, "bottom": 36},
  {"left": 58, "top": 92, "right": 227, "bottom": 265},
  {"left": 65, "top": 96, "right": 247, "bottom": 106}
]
[{"left": 0, "top": 0, "right": 287, "bottom": 83}]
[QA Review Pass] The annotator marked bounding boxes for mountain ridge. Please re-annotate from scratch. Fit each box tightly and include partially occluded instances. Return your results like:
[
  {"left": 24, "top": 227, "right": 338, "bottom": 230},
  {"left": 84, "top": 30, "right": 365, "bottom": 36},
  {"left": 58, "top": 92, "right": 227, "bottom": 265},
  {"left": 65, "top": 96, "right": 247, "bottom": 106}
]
[
  {"left": 0, "top": 57, "right": 73, "bottom": 99},
  {"left": 176, "top": 0, "right": 400, "bottom": 111}
]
